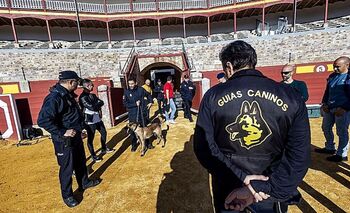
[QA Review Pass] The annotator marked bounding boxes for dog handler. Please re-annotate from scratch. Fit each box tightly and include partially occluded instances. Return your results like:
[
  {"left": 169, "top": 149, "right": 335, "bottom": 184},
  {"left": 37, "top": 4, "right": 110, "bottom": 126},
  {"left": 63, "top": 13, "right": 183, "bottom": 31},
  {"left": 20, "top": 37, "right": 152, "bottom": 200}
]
[
  {"left": 123, "top": 78, "right": 153, "bottom": 152},
  {"left": 193, "top": 41, "right": 311, "bottom": 212},
  {"left": 38, "top": 71, "right": 100, "bottom": 208}
]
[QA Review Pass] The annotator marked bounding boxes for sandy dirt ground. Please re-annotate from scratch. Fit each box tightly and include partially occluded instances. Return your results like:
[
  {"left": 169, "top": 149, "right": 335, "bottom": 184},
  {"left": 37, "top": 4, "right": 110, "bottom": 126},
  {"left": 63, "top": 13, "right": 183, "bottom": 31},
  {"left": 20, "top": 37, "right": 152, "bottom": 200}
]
[{"left": 0, "top": 107, "right": 349, "bottom": 213}]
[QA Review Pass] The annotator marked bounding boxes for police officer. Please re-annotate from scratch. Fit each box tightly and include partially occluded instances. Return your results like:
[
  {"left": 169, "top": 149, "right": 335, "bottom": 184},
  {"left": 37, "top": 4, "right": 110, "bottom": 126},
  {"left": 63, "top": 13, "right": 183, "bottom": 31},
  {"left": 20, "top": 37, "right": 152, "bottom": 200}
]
[
  {"left": 180, "top": 75, "right": 196, "bottom": 122},
  {"left": 79, "top": 79, "right": 115, "bottom": 163},
  {"left": 38, "top": 71, "right": 100, "bottom": 208},
  {"left": 123, "top": 78, "right": 153, "bottom": 152},
  {"left": 154, "top": 79, "right": 164, "bottom": 116},
  {"left": 194, "top": 41, "right": 310, "bottom": 212}
]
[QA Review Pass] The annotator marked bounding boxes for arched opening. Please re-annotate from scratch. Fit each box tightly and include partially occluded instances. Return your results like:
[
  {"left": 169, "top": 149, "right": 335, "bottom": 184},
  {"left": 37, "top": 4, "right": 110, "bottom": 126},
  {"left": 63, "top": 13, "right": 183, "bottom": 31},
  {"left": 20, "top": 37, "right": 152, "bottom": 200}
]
[{"left": 140, "top": 62, "right": 183, "bottom": 92}]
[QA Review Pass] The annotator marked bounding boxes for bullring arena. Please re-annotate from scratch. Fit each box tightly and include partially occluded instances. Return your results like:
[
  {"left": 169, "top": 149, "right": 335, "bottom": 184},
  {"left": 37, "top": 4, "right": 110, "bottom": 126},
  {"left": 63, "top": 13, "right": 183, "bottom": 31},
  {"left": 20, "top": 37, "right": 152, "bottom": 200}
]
[{"left": 0, "top": 0, "right": 350, "bottom": 212}]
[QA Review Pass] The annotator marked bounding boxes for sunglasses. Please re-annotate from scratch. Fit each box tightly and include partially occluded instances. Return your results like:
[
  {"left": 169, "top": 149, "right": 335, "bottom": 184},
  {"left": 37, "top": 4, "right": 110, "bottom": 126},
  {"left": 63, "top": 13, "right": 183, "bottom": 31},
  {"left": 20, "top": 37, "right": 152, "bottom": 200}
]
[{"left": 281, "top": 72, "right": 292, "bottom": 75}]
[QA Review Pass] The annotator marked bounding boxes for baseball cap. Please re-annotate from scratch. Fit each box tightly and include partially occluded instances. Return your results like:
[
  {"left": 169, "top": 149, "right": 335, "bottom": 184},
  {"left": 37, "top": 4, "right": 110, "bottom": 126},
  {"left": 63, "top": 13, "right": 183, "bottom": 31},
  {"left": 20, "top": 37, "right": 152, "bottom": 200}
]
[
  {"left": 217, "top": 72, "right": 225, "bottom": 79},
  {"left": 58, "top": 70, "right": 81, "bottom": 80}
]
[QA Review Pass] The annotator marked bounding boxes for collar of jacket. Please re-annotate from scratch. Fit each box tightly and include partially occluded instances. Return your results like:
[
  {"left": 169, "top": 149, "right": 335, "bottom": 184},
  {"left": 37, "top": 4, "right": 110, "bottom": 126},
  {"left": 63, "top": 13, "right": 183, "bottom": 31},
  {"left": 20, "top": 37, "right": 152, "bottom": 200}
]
[
  {"left": 228, "top": 69, "right": 265, "bottom": 81},
  {"left": 52, "top": 83, "right": 77, "bottom": 98}
]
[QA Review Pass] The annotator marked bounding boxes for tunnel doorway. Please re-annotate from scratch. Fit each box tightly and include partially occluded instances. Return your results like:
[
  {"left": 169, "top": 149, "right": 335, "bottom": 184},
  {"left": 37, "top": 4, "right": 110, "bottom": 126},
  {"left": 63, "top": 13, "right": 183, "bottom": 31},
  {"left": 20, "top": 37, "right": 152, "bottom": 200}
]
[{"left": 140, "top": 62, "right": 183, "bottom": 93}]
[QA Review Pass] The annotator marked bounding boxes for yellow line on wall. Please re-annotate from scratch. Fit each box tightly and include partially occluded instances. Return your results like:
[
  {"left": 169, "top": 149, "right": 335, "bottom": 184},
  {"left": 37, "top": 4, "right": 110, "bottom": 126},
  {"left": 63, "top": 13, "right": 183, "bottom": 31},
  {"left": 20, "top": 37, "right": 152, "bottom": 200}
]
[{"left": 0, "top": 85, "right": 20, "bottom": 94}]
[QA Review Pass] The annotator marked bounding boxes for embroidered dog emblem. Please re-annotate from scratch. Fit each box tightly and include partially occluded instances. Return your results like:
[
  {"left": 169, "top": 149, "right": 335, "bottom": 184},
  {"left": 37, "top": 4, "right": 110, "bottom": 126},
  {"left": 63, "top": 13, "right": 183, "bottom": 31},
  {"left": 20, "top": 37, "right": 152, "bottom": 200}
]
[{"left": 225, "top": 101, "right": 272, "bottom": 149}]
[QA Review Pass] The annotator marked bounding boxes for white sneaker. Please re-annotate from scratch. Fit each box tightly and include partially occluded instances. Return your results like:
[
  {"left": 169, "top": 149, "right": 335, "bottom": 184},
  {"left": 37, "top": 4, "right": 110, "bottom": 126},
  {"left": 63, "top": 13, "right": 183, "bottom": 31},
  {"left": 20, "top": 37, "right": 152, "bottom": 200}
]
[{"left": 169, "top": 120, "right": 176, "bottom": 124}]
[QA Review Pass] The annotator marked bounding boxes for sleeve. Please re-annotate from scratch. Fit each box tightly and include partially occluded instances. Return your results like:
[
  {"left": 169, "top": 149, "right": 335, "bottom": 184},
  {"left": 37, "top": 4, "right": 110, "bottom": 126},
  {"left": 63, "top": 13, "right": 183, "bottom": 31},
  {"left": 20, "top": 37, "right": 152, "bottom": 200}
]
[
  {"left": 37, "top": 96, "right": 67, "bottom": 137},
  {"left": 250, "top": 101, "right": 311, "bottom": 201},
  {"left": 342, "top": 77, "right": 350, "bottom": 111},
  {"left": 142, "top": 87, "right": 153, "bottom": 104},
  {"left": 301, "top": 81, "right": 309, "bottom": 102},
  {"left": 193, "top": 91, "right": 248, "bottom": 181},
  {"left": 322, "top": 75, "right": 332, "bottom": 104},
  {"left": 180, "top": 83, "right": 185, "bottom": 96},
  {"left": 80, "top": 95, "right": 101, "bottom": 111}
]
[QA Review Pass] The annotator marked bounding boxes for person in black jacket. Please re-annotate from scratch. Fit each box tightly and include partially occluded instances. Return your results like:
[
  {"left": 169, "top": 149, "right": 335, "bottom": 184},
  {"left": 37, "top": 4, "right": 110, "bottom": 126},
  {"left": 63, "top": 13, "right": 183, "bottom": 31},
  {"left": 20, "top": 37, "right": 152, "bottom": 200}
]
[
  {"left": 154, "top": 79, "right": 164, "bottom": 116},
  {"left": 180, "top": 75, "right": 196, "bottom": 122},
  {"left": 37, "top": 71, "right": 100, "bottom": 208},
  {"left": 281, "top": 64, "right": 309, "bottom": 102},
  {"left": 193, "top": 41, "right": 310, "bottom": 212},
  {"left": 315, "top": 56, "right": 350, "bottom": 162},
  {"left": 79, "top": 79, "right": 114, "bottom": 163},
  {"left": 123, "top": 78, "right": 153, "bottom": 152}
]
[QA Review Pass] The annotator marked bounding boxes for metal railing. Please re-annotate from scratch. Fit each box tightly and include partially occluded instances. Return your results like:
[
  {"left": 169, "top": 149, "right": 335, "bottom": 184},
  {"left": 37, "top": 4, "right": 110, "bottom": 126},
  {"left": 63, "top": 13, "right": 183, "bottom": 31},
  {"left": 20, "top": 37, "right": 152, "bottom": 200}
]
[
  {"left": 46, "top": 1, "right": 75, "bottom": 11},
  {"left": 184, "top": 0, "right": 207, "bottom": 9},
  {"left": 12, "top": 0, "right": 43, "bottom": 9},
  {"left": 133, "top": 2, "right": 157, "bottom": 12},
  {"left": 0, "top": 0, "right": 7, "bottom": 8},
  {"left": 6, "top": 0, "right": 252, "bottom": 13},
  {"left": 159, "top": 1, "right": 183, "bottom": 11},
  {"left": 107, "top": 3, "right": 130, "bottom": 13},
  {"left": 210, "top": 0, "right": 236, "bottom": 7}
]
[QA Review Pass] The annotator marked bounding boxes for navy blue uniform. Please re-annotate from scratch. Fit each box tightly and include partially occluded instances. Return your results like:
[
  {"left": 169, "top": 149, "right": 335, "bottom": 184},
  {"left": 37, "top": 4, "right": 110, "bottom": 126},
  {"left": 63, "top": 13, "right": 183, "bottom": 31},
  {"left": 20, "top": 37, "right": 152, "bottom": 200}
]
[
  {"left": 180, "top": 80, "right": 196, "bottom": 121},
  {"left": 123, "top": 86, "right": 152, "bottom": 147},
  {"left": 194, "top": 69, "right": 311, "bottom": 212},
  {"left": 38, "top": 83, "right": 89, "bottom": 200}
]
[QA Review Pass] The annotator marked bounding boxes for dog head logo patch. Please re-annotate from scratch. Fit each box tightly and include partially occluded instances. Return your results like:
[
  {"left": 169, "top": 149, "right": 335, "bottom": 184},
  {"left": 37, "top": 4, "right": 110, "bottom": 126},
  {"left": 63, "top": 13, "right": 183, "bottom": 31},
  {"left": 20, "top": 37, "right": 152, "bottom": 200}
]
[{"left": 225, "top": 101, "right": 272, "bottom": 149}]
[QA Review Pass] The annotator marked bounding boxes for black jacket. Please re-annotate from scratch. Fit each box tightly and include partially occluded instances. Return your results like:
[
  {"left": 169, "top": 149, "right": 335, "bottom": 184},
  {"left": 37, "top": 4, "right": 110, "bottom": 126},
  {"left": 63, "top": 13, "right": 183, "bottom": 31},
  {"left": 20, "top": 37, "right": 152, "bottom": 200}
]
[
  {"left": 123, "top": 86, "right": 152, "bottom": 123},
  {"left": 154, "top": 83, "right": 164, "bottom": 101},
  {"left": 79, "top": 91, "right": 104, "bottom": 123},
  {"left": 37, "top": 83, "right": 84, "bottom": 141},
  {"left": 321, "top": 71, "right": 350, "bottom": 110},
  {"left": 194, "top": 69, "right": 310, "bottom": 201},
  {"left": 180, "top": 80, "right": 196, "bottom": 101}
]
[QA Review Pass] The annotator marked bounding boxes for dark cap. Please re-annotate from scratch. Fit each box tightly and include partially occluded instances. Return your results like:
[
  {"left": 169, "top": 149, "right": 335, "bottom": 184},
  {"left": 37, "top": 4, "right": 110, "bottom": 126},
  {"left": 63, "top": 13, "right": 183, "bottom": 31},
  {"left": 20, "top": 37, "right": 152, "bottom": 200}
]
[
  {"left": 59, "top": 70, "right": 80, "bottom": 80},
  {"left": 217, "top": 72, "right": 225, "bottom": 79}
]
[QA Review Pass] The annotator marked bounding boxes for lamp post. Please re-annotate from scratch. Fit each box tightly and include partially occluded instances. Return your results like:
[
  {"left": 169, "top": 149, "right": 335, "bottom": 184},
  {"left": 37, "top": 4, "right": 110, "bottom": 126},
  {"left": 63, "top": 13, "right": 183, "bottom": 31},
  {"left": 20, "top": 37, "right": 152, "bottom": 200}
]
[{"left": 73, "top": 0, "right": 84, "bottom": 48}]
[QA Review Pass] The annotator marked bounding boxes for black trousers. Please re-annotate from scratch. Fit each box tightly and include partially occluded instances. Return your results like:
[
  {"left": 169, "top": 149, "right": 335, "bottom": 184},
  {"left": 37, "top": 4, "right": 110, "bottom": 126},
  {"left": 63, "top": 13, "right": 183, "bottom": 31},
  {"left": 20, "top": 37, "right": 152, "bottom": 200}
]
[
  {"left": 53, "top": 134, "right": 89, "bottom": 199},
  {"left": 157, "top": 99, "right": 164, "bottom": 115},
  {"left": 86, "top": 121, "right": 107, "bottom": 156},
  {"left": 183, "top": 99, "right": 192, "bottom": 120}
]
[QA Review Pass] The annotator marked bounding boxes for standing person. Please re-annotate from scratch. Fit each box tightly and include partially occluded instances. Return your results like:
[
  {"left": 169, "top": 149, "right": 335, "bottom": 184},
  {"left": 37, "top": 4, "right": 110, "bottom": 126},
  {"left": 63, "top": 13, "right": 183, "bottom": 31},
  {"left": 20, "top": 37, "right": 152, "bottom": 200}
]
[
  {"left": 37, "top": 71, "right": 100, "bottom": 208},
  {"left": 281, "top": 64, "right": 309, "bottom": 102},
  {"left": 79, "top": 79, "right": 114, "bottom": 163},
  {"left": 164, "top": 76, "right": 177, "bottom": 124},
  {"left": 180, "top": 75, "right": 196, "bottom": 122},
  {"left": 141, "top": 79, "right": 153, "bottom": 120},
  {"left": 193, "top": 41, "right": 310, "bottom": 212},
  {"left": 123, "top": 78, "right": 153, "bottom": 152},
  {"left": 315, "top": 56, "right": 350, "bottom": 162},
  {"left": 154, "top": 79, "right": 164, "bottom": 116},
  {"left": 217, "top": 72, "right": 227, "bottom": 84}
]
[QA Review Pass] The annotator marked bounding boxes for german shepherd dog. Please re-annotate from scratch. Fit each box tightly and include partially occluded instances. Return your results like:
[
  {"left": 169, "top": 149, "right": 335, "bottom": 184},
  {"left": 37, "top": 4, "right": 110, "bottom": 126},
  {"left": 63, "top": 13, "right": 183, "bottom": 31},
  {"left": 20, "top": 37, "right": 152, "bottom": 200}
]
[{"left": 127, "top": 117, "right": 165, "bottom": 156}]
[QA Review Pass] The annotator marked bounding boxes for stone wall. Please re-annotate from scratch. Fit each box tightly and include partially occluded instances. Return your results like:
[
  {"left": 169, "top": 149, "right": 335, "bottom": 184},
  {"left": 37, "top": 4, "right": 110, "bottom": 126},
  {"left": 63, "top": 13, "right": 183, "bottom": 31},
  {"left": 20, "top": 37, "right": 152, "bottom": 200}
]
[
  {"left": 0, "top": 27, "right": 349, "bottom": 82},
  {"left": 187, "top": 27, "right": 350, "bottom": 71},
  {"left": 0, "top": 49, "right": 130, "bottom": 82}
]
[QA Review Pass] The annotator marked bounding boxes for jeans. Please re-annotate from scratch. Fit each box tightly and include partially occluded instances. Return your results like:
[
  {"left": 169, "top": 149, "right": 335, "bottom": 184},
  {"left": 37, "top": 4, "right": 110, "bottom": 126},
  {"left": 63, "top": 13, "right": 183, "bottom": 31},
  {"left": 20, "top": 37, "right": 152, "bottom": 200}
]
[
  {"left": 164, "top": 98, "right": 176, "bottom": 121},
  {"left": 86, "top": 121, "right": 107, "bottom": 157},
  {"left": 322, "top": 108, "right": 350, "bottom": 157}
]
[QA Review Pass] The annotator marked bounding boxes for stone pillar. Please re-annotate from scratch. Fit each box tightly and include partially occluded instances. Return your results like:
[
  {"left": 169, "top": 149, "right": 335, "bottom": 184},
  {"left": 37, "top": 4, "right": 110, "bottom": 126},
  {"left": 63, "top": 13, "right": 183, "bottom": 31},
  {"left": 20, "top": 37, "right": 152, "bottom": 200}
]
[
  {"left": 201, "top": 78, "right": 210, "bottom": 97},
  {"left": 97, "top": 85, "right": 113, "bottom": 128}
]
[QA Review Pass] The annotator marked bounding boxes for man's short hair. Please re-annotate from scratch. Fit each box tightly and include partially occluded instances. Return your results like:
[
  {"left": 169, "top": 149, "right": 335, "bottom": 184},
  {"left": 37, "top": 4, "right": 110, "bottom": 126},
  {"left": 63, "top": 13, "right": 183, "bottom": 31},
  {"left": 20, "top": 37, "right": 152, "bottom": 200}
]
[
  {"left": 128, "top": 77, "right": 136, "bottom": 83},
  {"left": 219, "top": 40, "right": 257, "bottom": 70},
  {"left": 167, "top": 76, "right": 172, "bottom": 81},
  {"left": 82, "top": 78, "right": 92, "bottom": 88}
]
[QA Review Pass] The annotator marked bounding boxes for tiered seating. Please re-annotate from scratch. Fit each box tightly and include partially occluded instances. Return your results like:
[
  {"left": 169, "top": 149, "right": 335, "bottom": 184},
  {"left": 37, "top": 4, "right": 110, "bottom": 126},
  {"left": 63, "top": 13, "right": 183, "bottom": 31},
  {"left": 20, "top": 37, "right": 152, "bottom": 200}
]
[{"left": 0, "top": 15, "right": 349, "bottom": 50}]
